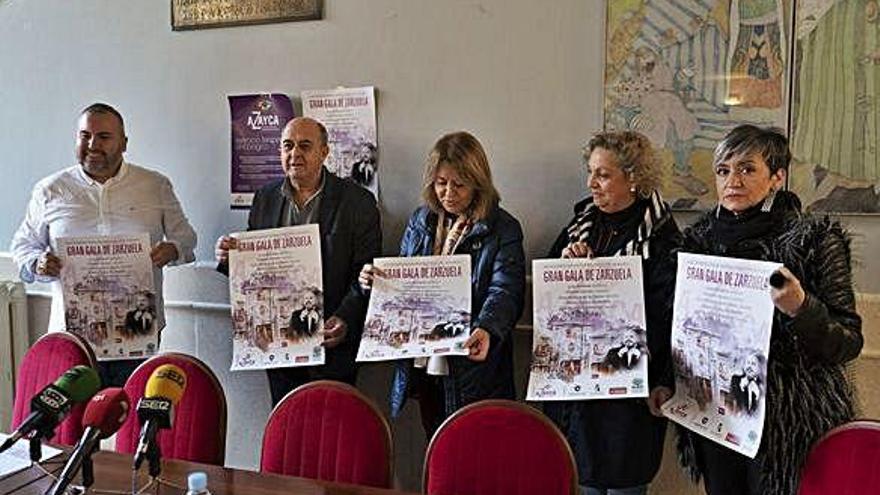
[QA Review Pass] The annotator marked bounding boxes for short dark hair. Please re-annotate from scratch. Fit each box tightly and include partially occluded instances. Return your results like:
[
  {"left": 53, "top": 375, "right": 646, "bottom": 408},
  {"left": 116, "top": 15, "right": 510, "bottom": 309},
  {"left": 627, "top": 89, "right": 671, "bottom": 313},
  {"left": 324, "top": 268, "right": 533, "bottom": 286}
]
[
  {"left": 713, "top": 125, "right": 790, "bottom": 174},
  {"left": 80, "top": 102, "right": 126, "bottom": 134}
]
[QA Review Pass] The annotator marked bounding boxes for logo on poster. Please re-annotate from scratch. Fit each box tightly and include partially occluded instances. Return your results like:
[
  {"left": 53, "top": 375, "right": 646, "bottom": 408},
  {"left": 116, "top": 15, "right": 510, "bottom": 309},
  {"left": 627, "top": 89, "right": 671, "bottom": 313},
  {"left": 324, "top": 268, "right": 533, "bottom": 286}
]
[{"left": 248, "top": 112, "right": 280, "bottom": 131}]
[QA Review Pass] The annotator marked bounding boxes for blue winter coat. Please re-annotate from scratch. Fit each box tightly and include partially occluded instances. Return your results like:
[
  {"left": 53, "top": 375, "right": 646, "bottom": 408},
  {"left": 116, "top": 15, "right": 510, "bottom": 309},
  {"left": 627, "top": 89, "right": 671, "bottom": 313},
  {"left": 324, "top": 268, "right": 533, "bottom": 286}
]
[{"left": 389, "top": 205, "right": 526, "bottom": 419}]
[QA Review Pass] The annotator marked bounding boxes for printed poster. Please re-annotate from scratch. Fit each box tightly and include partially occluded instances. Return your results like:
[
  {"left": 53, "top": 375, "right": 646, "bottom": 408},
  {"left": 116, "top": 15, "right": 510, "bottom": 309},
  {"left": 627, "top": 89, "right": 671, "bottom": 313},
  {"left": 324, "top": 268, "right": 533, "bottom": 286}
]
[
  {"left": 57, "top": 233, "right": 157, "bottom": 361},
  {"left": 229, "top": 93, "right": 295, "bottom": 208},
  {"left": 527, "top": 257, "right": 648, "bottom": 401},
  {"left": 228, "top": 225, "right": 324, "bottom": 371},
  {"left": 661, "top": 253, "right": 781, "bottom": 458},
  {"left": 301, "top": 86, "right": 378, "bottom": 197},
  {"left": 357, "top": 255, "right": 471, "bottom": 362}
]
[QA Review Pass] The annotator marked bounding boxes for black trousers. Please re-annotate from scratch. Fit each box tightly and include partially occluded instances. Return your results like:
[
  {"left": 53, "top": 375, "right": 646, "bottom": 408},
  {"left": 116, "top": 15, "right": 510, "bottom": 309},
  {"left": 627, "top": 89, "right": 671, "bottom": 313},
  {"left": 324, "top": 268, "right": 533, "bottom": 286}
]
[
  {"left": 694, "top": 436, "right": 762, "bottom": 495},
  {"left": 97, "top": 359, "right": 144, "bottom": 388},
  {"left": 266, "top": 367, "right": 357, "bottom": 406}
]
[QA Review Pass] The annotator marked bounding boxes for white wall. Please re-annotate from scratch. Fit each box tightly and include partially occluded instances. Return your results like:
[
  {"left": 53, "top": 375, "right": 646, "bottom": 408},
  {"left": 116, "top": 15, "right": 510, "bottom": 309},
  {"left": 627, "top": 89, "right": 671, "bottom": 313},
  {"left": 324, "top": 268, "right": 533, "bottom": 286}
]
[{"left": 0, "top": 0, "right": 605, "bottom": 262}]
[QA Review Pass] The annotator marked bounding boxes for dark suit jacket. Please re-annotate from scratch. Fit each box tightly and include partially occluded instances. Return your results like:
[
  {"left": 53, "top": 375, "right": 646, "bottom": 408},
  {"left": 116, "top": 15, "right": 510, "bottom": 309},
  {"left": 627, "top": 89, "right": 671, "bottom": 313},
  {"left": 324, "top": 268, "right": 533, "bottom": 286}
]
[
  {"left": 124, "top": 310, "right": 155, "bottom": 336},
  {"left": 219, "top": 171, "right": 381, "bottom": 381},
  {"left": 730, "top": 373, "right": 762, "bottom": 415},
  {"left": 289, "top": 308, "right": 320, "bottom": 337}
]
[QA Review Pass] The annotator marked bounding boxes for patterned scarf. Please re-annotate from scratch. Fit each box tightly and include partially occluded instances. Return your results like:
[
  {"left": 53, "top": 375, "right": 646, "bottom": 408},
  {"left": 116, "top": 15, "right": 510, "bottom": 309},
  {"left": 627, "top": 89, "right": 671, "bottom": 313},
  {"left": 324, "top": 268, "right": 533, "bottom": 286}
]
[
  {"left": 565, "top": 190, "right": 670, "bottom": 259},
  {"left": 433, "top": 211, "right": 473, "bottom": 256}
]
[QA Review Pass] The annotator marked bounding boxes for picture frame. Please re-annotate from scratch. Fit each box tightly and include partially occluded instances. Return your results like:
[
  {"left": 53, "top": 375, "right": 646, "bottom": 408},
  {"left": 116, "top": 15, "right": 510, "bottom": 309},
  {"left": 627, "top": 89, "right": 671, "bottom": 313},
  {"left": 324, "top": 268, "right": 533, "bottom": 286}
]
[{"left": 171, "top": 0, "right": 323, "bottom": 31}]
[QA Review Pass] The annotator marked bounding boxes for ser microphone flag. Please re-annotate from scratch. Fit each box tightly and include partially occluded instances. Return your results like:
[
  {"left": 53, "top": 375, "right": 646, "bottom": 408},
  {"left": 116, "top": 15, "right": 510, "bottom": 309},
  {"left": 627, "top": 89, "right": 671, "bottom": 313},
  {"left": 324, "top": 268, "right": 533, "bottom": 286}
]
[
  {"left": 46, "top": 387, "right": 130, "bottom": 495},
  {"left": 0, "top": 365, "right": 100, "bottom": 454},
  {"left": 133, "top": 364, "right": 187, "bottom": 471}
]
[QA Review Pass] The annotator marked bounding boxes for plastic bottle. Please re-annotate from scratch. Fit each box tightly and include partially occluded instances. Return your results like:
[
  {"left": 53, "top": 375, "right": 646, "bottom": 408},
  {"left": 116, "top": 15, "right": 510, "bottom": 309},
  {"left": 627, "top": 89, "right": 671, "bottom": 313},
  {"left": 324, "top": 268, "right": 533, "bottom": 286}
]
[{"left": 185, "top": 471, "right": 212, "bottom": 495}]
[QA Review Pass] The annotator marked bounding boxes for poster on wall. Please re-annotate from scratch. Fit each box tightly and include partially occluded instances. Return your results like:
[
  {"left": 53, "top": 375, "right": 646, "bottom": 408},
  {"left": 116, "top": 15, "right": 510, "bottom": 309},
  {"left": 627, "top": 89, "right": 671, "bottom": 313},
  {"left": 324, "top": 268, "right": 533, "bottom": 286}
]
[
  {"left": 228, "top": 225, "right": 324, "bottom": 371},
  {"left": 301, "top": 86, "right": 378, "bottom": 197},
  {"left": 229, "top": 93, "right": 295, "bottom": 208},
  {"left": 57, "top": 233, "right": 158, "bottom": 361},
  {"left": 661, "top": 253, "right": 780, "bottom": 459},
  {"left": 357, "top": 255, "right": 471, "bottom": 362},
  {"left": 603, "top": 0, "right": 792, "bottom": 210},
  {"left": 526, "top": 257, "right": 648, "bottom": 401},
  {"left": 790, "top": 0, "right": 880, "bottom": 213}
]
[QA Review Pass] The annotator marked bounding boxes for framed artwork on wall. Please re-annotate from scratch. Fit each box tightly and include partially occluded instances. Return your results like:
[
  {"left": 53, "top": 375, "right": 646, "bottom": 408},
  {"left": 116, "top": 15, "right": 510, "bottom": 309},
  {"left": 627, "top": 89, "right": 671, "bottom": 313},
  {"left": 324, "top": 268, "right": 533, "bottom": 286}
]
[
  {"left": 603, "top": 0, "right": 794, "bottom": 210},
  {"left": 171, "top": 0, "right": 323, "bottom": 31},
  {"left": 789, "top": 0, "right": 880, "bottom": 213}
]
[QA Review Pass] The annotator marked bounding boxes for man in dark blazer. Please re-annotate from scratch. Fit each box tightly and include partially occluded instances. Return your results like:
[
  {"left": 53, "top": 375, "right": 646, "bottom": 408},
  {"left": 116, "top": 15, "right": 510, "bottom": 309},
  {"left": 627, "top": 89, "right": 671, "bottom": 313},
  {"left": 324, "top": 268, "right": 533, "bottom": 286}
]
[{"left": 216, "top": 117, "right": 381, "bottom": 405}]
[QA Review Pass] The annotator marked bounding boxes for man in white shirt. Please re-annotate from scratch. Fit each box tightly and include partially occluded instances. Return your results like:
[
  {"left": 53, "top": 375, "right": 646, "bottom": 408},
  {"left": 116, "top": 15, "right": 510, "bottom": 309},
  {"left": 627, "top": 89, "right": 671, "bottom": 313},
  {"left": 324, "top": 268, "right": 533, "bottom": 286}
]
[{"left": 10, "top": 103, "right": 197, "bottom": 386}]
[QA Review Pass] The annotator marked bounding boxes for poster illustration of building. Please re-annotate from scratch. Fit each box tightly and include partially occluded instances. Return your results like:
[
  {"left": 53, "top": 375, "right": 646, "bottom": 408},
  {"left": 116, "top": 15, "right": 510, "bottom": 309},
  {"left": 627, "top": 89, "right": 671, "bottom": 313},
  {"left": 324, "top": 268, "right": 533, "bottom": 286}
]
[
  {"left": 301, "top": 86, "right": 378, "bottom": 197},
  {"left": 527, "top": 257, "right": 648, "bottom": 401},
  {"left": 357, "top": 255, "right": 471, "bottom": 362},
  {"left": 57, "top": 233, "right": 157, "bottom": 361},
  {"left": 229, "top": 93, "right": 295, "bottom": 208},
  {"left": 228, "top": 225, "right": 324, "bottom": 370},
  {"left": 661, "top": 253, "right": 780, "bottom": 458}
]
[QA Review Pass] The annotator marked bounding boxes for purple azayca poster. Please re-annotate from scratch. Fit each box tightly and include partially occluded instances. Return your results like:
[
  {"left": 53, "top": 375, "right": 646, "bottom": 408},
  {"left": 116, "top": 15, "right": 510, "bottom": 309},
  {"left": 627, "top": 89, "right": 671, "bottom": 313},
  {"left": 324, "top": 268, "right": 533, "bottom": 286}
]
[{"left": 229, "top": 94, "right": 295, "bottom": 208}]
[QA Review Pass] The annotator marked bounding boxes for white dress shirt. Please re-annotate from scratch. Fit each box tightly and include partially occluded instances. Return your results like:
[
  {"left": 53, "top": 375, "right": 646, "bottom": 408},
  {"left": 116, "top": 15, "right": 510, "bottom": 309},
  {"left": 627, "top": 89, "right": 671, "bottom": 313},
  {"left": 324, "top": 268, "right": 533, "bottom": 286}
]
[{"left": 10, "top": 162, "right": 197, "bottom": 337}]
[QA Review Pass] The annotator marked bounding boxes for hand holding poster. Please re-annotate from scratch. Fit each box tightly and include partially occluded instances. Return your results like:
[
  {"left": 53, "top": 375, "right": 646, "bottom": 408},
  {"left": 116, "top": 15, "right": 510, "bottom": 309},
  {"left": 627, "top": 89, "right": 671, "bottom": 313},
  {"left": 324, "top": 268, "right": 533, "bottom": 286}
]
[
  {"left": 57, "top": 233, "right": 156, "bottom": 360},
  {"left": 661, "top": 253, "right": 781, "bottom": 458},
  {"left": 527, "top": 257, "right": 648, "bottom": 401},
  {"left": 301, "top": 86, "right": 378, "bottom": 197},
  {"left": 228, "top": 225, "right": 324, "bottom": 370},
  {"left": 357, "top": 255, "right": 471, "bottom": 362}
]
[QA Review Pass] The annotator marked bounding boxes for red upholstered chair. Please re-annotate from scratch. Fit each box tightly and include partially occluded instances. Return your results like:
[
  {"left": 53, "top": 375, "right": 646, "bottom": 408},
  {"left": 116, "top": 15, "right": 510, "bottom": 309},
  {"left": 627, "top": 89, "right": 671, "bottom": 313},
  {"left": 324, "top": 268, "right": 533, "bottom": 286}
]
[
  {"left": 11, "top": 332, "right": 97, "bottom": 446},
  {"left": 798, "top": 420, "right": 880, "bottom": 494},
  {"left": 260, "top": 380, "right": 393, "bottom": 488},
  {"left": 424, "top": 399, "right": 578, "bottom": 495},
  {"left": 115, "top": 352, "right": 227, "bottom": 465}
]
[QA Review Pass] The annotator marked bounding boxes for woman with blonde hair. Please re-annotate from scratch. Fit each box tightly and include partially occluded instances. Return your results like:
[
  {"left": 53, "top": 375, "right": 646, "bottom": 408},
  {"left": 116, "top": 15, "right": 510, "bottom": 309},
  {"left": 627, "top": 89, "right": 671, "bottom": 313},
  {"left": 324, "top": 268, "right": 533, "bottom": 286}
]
[
  {"left": 543, "top": 130, "right": 682, "bottom": 495},
  {"left": 360, "top": 131, "right": 525, "bottom": 434}
]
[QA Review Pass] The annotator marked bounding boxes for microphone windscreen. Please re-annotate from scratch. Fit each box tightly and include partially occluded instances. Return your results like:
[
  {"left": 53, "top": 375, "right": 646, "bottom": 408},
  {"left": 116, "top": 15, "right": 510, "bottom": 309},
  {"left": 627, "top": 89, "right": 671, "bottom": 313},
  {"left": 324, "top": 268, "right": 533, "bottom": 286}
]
[
  {"left": 144, "top": 364, "right": 187, "bottom": 405},
  {"left": 54, "top": 366, "right": 101, "bottom": 403},
  {"left": 82, "top": 388, "right": 130, "bottom": 438}
]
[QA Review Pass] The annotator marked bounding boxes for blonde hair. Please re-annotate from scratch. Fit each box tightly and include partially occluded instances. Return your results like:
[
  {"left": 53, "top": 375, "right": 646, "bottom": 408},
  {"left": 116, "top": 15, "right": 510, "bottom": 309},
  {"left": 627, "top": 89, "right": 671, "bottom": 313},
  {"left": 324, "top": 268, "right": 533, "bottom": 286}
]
[
  {"left": 421, "top": 131, "right": 500, "bottom": 220},
  {"left": 584, "top": 130, "right": 662, "bottom": 199}
]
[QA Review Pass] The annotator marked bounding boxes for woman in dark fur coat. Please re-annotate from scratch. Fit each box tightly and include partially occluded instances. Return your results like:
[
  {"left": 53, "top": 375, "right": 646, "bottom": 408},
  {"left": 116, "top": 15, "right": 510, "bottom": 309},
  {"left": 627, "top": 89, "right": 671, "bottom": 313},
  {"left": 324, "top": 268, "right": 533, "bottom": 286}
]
[{"left": 675, "top": 125, "right": 863, "bottom": 495}]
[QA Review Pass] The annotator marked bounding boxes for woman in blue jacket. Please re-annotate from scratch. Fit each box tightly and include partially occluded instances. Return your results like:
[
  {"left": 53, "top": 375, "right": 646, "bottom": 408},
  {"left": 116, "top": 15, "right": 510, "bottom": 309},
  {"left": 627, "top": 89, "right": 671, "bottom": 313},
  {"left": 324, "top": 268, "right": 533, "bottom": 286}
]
[{"left": 360, "top": 131, "right": 526, "bottom": 435}]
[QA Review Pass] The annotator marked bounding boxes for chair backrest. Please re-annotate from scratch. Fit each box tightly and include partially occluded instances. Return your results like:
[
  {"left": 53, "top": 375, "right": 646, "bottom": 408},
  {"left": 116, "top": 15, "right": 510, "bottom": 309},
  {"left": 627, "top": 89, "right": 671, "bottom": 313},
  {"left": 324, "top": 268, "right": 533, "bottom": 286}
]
[
  {"left": 798, "top": 420, "right": 880, "bottom": 494},
  {"left": 424, "top": 399, "right": 578, "bottom": 495},
  {"left": 11, "top": 332, "right": 97, "bottom": 446},
  {"left": 260, "top": 380, "right": 392, "bottom": 488},
  {"left": 115, "top": 352, "right": 227, "bottom": 465}
]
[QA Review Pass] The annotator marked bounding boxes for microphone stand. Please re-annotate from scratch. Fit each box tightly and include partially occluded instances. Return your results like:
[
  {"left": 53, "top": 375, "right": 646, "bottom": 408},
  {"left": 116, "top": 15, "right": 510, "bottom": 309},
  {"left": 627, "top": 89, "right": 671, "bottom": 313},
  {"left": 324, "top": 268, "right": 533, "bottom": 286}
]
[
  {"left": 28, "top": 421, "right": 57, "bottom": 463},
  {"left": 81, "top": 447, "right": 95, "bottom": 488},
  {"left": 147, "top": 441, "right": 162, "bottom": 478}
]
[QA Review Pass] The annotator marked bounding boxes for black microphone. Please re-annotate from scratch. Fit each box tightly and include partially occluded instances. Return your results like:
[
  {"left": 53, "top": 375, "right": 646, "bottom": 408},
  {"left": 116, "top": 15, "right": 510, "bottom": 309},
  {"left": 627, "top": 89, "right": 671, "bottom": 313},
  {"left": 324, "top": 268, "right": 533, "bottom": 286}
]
[
  {"left": 132, "top": 364, "right": 187, "bottom": 473},
  {"left": 46, "top": 388, "right": 130, "bottom": 495},
  {"left": 0, "top": 365, "right": 100, "bottom": 454},
  {"left": 769, "top": 271, "right": 787, "bottom": 289}
]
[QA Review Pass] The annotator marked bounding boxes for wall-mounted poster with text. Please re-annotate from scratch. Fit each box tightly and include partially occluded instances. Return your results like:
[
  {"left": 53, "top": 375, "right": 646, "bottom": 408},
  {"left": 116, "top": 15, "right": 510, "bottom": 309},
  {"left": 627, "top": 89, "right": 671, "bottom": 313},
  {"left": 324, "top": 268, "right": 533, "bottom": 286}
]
[{"left": 229, "top": 93, "right": 295, "bottom": 208}]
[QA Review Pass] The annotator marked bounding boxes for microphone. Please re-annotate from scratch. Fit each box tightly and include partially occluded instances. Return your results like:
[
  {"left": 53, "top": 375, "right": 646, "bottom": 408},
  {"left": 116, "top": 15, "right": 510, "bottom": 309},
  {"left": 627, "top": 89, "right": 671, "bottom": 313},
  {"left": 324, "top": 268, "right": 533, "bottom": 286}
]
[
  {"left": 133, "top": 364, "right": 187, "bottom": 472},
  {"left": 0, "top": 365, "right": 100, "bottom": 454},
  {"left": 769, "top": 271, "right": 787, "bottom": 289},
  {"left": 45, "top": 388, "right": 130, "bottom": 495}
]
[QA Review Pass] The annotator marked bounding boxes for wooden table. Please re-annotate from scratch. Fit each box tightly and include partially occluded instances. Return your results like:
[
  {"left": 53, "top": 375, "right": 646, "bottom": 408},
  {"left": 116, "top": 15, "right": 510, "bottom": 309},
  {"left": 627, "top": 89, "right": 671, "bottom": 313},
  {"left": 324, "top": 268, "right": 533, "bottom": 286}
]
[{"left": 0, "top": 450, "right": 421, "bottom": 495}]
